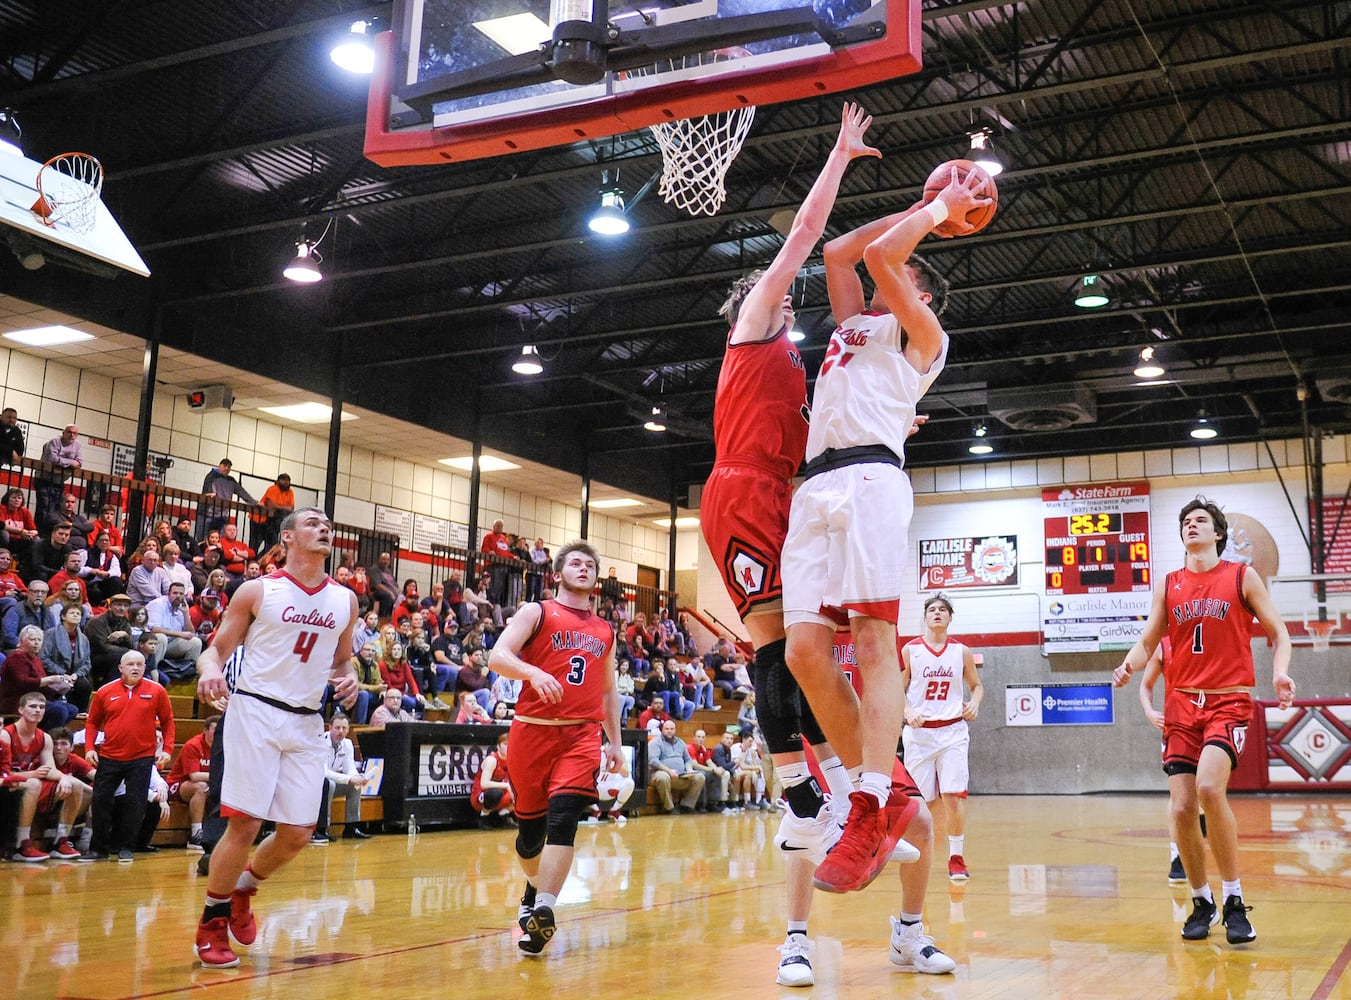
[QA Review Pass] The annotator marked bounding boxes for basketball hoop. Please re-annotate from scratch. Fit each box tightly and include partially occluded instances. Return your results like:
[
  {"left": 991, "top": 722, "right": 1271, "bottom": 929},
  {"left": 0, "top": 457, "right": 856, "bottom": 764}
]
[
  {"left": 631, "top": 48, "right": 756, "bottom": 217},
  {"left": 30, "top": 152, "right": 104, "bottom": 235},
  {"left": 1308, "top": 619, "right": 1337, "bottom": 653}
]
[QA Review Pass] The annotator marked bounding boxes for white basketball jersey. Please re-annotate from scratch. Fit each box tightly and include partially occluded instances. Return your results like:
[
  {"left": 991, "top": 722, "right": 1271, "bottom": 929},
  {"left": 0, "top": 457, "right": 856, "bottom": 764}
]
[
  {"left": 904, "top": 637, "right": 966, "bottom": 722},
  {"left": 805, "top": 311, "right": 948, "bottom": 463},
  {"left": 236, "top": 572, "right": 351, "bottom": 710}
]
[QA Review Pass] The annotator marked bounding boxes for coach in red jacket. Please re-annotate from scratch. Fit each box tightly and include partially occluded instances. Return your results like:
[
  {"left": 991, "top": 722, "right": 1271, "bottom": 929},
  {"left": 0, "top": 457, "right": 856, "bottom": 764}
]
[{"left": 83, "top": 650, "right": 174, "bottom": 862}]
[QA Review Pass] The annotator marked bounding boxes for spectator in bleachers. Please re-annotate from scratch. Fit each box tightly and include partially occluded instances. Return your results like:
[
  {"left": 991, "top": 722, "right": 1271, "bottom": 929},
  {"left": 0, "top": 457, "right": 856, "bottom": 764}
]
[
  {"left": 460, "top": 618, "right": 488, "bottom": 656},
  {"left": 313, "top": 714, "right": 370, "bottom": 843},
  {"left": 93, "top": 505, "right": 124, "bottom": 557},
  {"left": 0, "top": 547, "right": 26, "bottom": 599},
  {"left": 151, "top": 519, "right": 175, "bottom": 550},
  {"left": 615, "top": 659, "right": 636, "bottom": 726},
  {"left": 205, "top": 568, "right": 230, "bottom": 607},
  {"left": 252, "top": 472, "right": 295, "bottom": 552},
  {"left": 126, "top": 536, "right": 156, "bottom": 570},
  {"left": 218, "top": 522, "right": 254, "bottom": 580},
  {"left": 45, "top": 574, "right": 90, "bottom": 629},
  {"left": 737, "top": 690, "right": 759, "bottom": 734},
  {"left": 687, "top": 728, "right": 731, "bottom": 813},
  {"left": 334, "top": 565, "right": 370, "bottom": 615},
  {"left": 166, "top": 714, "right": 217, "bottom": 851},
  {"left": 161, "top": 542, "right": 194, "bottom": 598},
  {"left": 1, "top": 693, "right": 68, "bottom": 860},
  {"left": 600, "top": 567, "right": 623, "bottom": 605},
  {"left": 348, "top": 642, "right": 383, "bottom": 724},
  {"left": 224, "top": 558, "right": 260, "bottom": 599},
  {"left": 656, "top": 608, "right": 683, "bottom": 655},
  {"left": 379, "top": 641, "right": 428, "bottom": 715},
  {"left": 368, "top": 687, "right": 413, "bottom": 728},
  {"left": 455, "top": 648, "right": 493, "bottom": 712},
  {"left": 714, "top": 730, "right": 746, "bottom": 809},
  {"left": 637, "top": 699, "right": 671, "bottom": 735},
  {"left": 454, "top": 690, "right": 493, "bottom": 724},
  {"left": 48, "top": 550, "right": 90, "bottom": 608},
  {"left": 490, "top": 668, "right": 522, "bottom": 713},
  {"left": 421, "top": 580, "right": 451, "bottom": 623},
  {"left": 36, "top": 425, "right": 82, "bottom": 523},
  {"left": 463, "top": 572, "right": 504, "bottom": 628},
  {"left": 403, "top": 613, "right": 435, "bottom": 698},
  {"left": 199, "top": 458, "right": 255, "bottom": 535},
  {"left": 1, "top": 489, "right": 39, "bottom": 568},
  {"left": 85, "top": 593, "right": 138, "bottom": 683},
  {"left": 480, "top": 519, "right": 513, "bottom": 603},
  {"left": 146, "top": 582, "right": 203, "bottom": 676},
  {"left": 391, "top": 586, "right": 421, "bottom": 627},
  {"left": 0, "top": 406, "right": 24, "bottom": 468},
  {"left": 41, "top": 604, "right": 93, "bottom": 711},
  {"left": 85, "top": 531, "right": 125, "bottom": 604},
  {"left": 367, "top": 551, "right": 399, "bottom": 618},
  {"left": 3, "top": 582, "right": 48, "bottom": 651},
  {"left": 189, "top": 589, "right": 222, "bottom": 645},
  {"left": 188, "top": 545, "right": 220, "bottom": 595},
  {"left": 48, "top": 725, "right": 94, "bottom": 855},
  {"left": 30, "top": 520, "right": 73, "bottom": 585},
  {"left": 429, "top": 618, "right": 463, "bottom": 695},
  {"left": 136, "top": 633, "right": 167, "bottom": 687},
  {"left": 676, "top": 656, "right": 717, "bottom": 711},
  {"left": 348, "top": 564, "right": 373, "bottom": 614},
  {"left": 171, "top": 516, "right": 200, "bottom": 562},
  {"left": 732, "top": 728, "right": 769, "bottom": 810},
  {"left": 470, "top": 730, "right": 513, "bottom": 827},
  {"left": 648, "top": 719, "right": 705, "bottom": 814},
  {"left": 643, "top": 659, "right": 693, "bottom": 720},
  {"left": 44, "top": 493, "right": 95, "bottom": 552},
  {"left": 127, "top": 548, "right": 171, "bottom": 606},
  {"left": 257, "top": 542, "right": 286, "bottom": 573},
  {"left": 491, "top": 700, "right": 512, "bottom": 722},
  {"left": 676, "top": 612, "right": 696, "bottom": 656},
  {"left": 527, "top": 538, "right": 550, "bottom": 603},
  {"left": 444, "top": 571, "right": 467, "bottom": 625},
  {"left": 1, "top": 626, "right": 80, "bottom": 728},
  {"left": 353, "top": 610, "right": 381, "bottom": 652}
]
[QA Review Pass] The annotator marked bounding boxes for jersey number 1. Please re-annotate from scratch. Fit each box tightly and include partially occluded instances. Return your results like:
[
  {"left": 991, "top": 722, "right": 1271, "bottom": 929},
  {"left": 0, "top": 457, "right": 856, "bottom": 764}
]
[
  {"left": 565, "top": 655, "right": 586, "bottom": 686},
  {"left": 293, "top": 630, "right": 319, "bottom": 663},
  {"left": 1191, "top": 622, "right": 1204, "bottom": 654}
]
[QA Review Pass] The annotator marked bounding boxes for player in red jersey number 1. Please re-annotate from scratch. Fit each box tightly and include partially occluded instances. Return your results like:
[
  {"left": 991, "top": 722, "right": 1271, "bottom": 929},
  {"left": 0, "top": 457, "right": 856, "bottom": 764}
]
[
  {"left": 488, "top": 540, "right": 624, "bottom": 957},
  {"left": 1113, "top": 497, "right": 1292, "bottom": 946}
]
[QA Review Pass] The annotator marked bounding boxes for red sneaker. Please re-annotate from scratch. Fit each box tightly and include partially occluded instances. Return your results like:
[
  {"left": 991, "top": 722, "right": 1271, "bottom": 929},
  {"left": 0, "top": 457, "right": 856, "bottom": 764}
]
[
  {"left": 812, "top": 792, "right": 885, "bottom": 893},
  {"left": 195, "top": 917, "right": 240, "bottom": 969},
  {"left": 948, "top": 854, "right": 970, "bottom": 881},
  {"left": 16, "top": 839, "right": 48, "bottom": 863},
  {"left": 48, "top": 837, "right": 81, "bottom": 860},
  {"left": 229, "top": 887, "right": 257, "bottom": 946}
]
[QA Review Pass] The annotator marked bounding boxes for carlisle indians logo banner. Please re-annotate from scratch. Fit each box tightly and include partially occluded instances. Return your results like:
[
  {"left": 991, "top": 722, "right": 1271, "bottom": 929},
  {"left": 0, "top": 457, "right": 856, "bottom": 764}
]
[{"left": 919, "top": 535, "right": 1019, "bottom": 591}]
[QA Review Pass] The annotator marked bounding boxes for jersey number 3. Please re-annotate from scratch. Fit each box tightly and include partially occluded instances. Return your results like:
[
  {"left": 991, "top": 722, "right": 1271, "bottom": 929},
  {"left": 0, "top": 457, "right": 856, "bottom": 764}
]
[
  {"left": 565, "top": 655, "right": 587, "bottom": 686},
  {"left": 293, "top": 630, "right": 319, "bottom": 663}
]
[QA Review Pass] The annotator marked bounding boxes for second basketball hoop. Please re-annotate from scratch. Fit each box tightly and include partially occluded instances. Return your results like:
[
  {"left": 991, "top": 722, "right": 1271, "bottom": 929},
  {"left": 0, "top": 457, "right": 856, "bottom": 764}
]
[{"left": 30, "top": 152, "right": 104, "bottom": 235}]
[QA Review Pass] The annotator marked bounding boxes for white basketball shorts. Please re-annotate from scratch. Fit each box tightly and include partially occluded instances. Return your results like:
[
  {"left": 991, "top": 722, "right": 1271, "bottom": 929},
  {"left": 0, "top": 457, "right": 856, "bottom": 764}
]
[
  {"left": 782, "top": 462, "right": 913, "bottom": 627},
  {"left": 221, "top": 693, "right": 327, "bottom": 827},
  {"left": 901, "top": 721, "right": 970, "bottom": 800}
]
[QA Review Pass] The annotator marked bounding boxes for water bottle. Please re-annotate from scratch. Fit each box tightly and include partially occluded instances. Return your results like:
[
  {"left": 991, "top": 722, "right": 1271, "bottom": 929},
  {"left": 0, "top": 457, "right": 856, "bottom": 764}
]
[{"left": 407, "top": 812, "right": 418, "bottom": 839}]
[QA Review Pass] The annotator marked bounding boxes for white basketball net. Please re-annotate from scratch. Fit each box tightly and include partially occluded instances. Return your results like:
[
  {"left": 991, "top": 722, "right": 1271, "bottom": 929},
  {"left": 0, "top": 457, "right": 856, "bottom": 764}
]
[
  {"left": 33, "top": 153, "right": 104, "bottom": 235},
  {"left": 634, "top": 49, "right": 756, "bottom": 217}
]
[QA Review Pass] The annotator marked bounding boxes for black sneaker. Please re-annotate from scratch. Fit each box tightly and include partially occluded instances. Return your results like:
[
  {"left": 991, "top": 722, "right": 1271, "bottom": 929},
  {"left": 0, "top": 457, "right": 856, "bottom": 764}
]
[
  {"left": 77, "top": 849, "right": 107, "bottom": 863},
  {"left": 1168, "top": 856, "right": 1187, "bottom": 884},
  {"left": 1223, "top": 895, "right": 1256, "bottom": 944},
  {"left": 1182, "top": 896, "right": 1219, "bottom": 940},
  {"left": 518, "top": 905, "right": 556, "bottom": 955},
  {"left": 196, "top": 852, "right": 212, "bottom": 877},
  {"left": 117, "top": 849, "right": 134, "bottom": 863}
]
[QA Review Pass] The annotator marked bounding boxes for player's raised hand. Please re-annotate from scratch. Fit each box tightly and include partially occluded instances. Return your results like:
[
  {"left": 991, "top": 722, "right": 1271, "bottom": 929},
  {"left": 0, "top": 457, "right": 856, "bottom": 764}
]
[
  {"left": 836, "top": 101, "right": 881, "bottom": 161},
  {"left": 528, "top": 666, "right": 564, "bottom": 704},
  {"left": 933, "top": 165, "right": 993, "bottom": 236}
]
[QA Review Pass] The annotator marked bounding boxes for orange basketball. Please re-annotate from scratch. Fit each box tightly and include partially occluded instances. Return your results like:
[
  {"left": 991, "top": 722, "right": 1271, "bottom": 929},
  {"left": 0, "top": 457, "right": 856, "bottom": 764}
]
[{"left": 922, "top": 158, "right": 997, "bottom": 235}]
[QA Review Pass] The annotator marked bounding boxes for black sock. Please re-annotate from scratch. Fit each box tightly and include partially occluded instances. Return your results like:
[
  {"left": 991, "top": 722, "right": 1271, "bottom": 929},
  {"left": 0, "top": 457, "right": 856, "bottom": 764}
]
[
  {"left": 521, "top": 882, "right": 537, "bottom": 909},
  {"left": 786, "top": 777, "right": 826, "bottom": 819},
  {"left": 202, "top": 901, "right": 230, "bottom": 923}
]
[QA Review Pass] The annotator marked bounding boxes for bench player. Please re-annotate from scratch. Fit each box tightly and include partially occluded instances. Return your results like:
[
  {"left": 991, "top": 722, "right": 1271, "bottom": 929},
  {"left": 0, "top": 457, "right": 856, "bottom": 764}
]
[
  {"left": 193, "top": 507, "right": 359, "bottom": 969},
  {"left": 1113, "top": 497, "right": 1293, "bottom": 944},
  {"left": 900, "top": 594, "right": 983, "bottom": 882}
]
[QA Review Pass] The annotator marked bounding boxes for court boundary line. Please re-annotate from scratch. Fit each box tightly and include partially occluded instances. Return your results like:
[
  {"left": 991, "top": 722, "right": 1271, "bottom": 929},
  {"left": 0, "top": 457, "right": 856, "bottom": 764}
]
[{"left": 1312, "top": 932, "right": 1351, "bottom": 1000}]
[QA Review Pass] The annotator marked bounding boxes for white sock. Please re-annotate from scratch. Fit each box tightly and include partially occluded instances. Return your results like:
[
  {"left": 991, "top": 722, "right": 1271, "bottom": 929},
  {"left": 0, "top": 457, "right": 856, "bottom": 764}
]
[
  {"left": 847, "top": 765, "right": 864, "bottom": 787},
  {"left": 16, "top": 825, "right": 30, "bottom": 844},
  {"left": 1192, "top": 883, "right": 1213, "bottom": 903},
  {"left": 1169, "top": 841, "right": 1179, "bottom": 861},
  {"left": 776, "top": 760, "right": 811, "bottom": 788},
  {"left": 57, "top": 823, "right": 70, "bottom": 838},
  {"left": 236, "top": 867, "right": 264, "bottom": 892},
  {"left": 191, "top": 823, "right": 203, "bottom": 836},
  {"left": 949, "top": 835, "right": 964, "bottom": 856},
  {"left": 787, "top": 920, "right": 808, "bottom": 937},
  {"left": 858, "top": 772, "right": 891, "bottom": 806},
  {"left": 816, "top": 755, "right": 854, "bottom": 806},
  {"left": 1221, "top": 879, "right": 1242, "bottom": 901},
  {"left": 898, "top": 911, "right": 923, "bottom": 926},
  {"left": 536, "top": 892, "right": 558, "bottom": 909}
]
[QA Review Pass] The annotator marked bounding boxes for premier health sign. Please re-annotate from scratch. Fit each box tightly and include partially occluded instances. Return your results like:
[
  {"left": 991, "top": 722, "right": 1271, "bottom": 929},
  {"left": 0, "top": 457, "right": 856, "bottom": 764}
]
[{"left": 1006, "top": 683, "right": 1114, "bottom": 726}]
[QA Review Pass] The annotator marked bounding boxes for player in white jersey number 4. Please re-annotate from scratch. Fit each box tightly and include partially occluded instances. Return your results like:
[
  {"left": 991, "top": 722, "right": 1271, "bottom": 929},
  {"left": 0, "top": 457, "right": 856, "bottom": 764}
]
[
  {"left": 192, "top": 507, "right": 359, "bottom": 970},
  {"left": 900, "top": 594, "right": 983, "bottom": 882}
]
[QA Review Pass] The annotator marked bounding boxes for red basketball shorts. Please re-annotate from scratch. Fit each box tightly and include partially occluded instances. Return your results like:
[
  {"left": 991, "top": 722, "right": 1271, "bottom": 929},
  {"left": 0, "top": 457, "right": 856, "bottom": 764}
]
[
  {"left": 701, "top": 464, "right": 791, "bottom": 618},
  {"left": 507, "top": 720, "right": 602, "bottom": 820},
  {"left": 35, "top": 778, "right": 60, "bottom": 815},
  {"left": 1162, "top": 689, "right": 1254, "bottom": 774}
]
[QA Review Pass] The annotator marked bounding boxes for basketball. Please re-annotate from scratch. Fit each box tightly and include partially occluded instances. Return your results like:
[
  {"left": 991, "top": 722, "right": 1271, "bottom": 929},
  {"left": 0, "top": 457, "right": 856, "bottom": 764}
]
[{"left": 922, "top": 158, "right": 998, "bottom": 235}]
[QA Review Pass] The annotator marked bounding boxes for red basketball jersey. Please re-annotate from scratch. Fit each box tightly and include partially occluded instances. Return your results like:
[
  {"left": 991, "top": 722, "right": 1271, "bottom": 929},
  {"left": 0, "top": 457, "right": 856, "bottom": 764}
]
[
  {"left": 712, "top": 325, "right": 809, "bottom": 480},
  {"left": 512, "top": 600, "right": 614, "bottom": 721},
  {"left": 3, "top": 724, "right": 44, "bottom": 771},
  {"left": 1165, "top": 560, "right": 1255, "bottom": 689},
  {"left": 470, "top": 750, "right": 510, "bottom": 804}
]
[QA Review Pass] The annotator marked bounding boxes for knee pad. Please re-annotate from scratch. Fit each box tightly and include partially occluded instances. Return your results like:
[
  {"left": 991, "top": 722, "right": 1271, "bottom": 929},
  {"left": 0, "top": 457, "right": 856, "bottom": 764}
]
[
  {"left": 545, "top": 794, "right": 591, "bottom": 848},
  {"left": 754, "top": 640, "right": 803, "bottom": 755},
  {"left": 515, "top": 815, "right": 547, "bottom": 859}
]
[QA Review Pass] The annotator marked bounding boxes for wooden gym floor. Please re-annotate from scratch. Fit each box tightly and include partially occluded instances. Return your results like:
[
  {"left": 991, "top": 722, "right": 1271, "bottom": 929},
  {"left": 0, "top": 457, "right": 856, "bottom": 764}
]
[{"left": 2, "top": 794, "right": 1348, "bottom": 1000}]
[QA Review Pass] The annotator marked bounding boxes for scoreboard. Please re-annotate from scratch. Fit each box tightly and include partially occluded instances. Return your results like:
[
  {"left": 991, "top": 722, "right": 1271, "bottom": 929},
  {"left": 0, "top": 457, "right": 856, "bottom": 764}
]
[{"left": 1044, "top": 510, "right": 1153, "bottom": 595}]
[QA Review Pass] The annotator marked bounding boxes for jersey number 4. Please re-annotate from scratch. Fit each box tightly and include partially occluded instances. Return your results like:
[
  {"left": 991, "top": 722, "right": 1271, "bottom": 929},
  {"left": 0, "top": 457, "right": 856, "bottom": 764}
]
[
  {"left": 924, "top": 680, "right": 951, "bottom": 701},
  {"left": 293, "top": 630, "right": 319, "bottom": 663},
  {"left": 565, "top": 655, "right": 586, "bottom": 686}
]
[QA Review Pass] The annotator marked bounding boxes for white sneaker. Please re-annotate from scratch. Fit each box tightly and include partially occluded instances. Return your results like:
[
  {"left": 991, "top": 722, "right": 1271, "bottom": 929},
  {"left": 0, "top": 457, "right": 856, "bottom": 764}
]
[
  {"left": 888, "top": 916, "right": 956, "bottom": 974},
  {"left": 773, "top": 803, "right": 842, "bottom": 866},
  {"left": 889, "top": 838, "right": 921, "bottom": 863},
  {"left": 776, "top": 934, "right": 814, "bottom": 987}
]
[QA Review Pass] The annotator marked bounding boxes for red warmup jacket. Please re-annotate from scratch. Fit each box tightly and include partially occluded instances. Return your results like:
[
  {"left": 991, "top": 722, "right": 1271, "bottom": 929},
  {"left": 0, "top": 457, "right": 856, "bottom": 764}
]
[{"left": 86, "top": 678, "right": 174, "bottom": 762}]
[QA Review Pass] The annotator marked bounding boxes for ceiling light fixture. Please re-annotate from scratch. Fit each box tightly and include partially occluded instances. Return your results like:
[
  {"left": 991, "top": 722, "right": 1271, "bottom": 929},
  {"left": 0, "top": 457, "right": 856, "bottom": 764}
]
[
  {"left": 588, "top": 188, "right": 629, "bottom": 236},
  {"left": 257, "top": 402, "right": 355, "bottom": 424},
  {"left": 1190, "top": 412, "right": 1218, "bottom": 440},
  {"left": 330, "top": 20, "right": 376, "bottom": 74},
  {"left": 1073, "top": 273, "right": 1110, "bottom": 308},
  {"left": 967, "top": 128, "right": 1003, "bottom": 177},
  {"left": 653, "top": 516, "right": 700, "bottom": 529},
  {"left": 589, "top": 498, "right": 644, "bottom": 509},
  {"left": 968, "top": 422, "right": 993, "bottom": 455},
  {"left": 0, "top": 109, "right": 22, "bottom": 157},
  {"left": 1134, "top": 346, "right": 1165, "bottom": 379},
  {"left": 512, "top": 345, "right": 544, "bottom": 375},
  {"left": 3, "top": 325, "right": 95, "bottom": 347},
  {"left": 283, "top": 241, "right": 322, "bottom": 283},
  {"left": 644, "top": 405, "right": 667, "bottom": 432},
  {"left": 439, "top": 455, "right": 521, "bottom": 472}
]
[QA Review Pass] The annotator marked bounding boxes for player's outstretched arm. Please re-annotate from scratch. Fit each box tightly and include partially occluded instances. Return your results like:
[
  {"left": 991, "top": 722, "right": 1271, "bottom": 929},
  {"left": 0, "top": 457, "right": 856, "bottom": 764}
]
[
  {"left": 961, "top": 645, "right": 983, "bottom": 720},
  {"left": 1242, "top": 565, "right": 1295, "bottom": 707},
  {"left": 1113, "top": 586, "right": 1168, "bottom": 687},
  {"left": 487, "top": 602, "right": 562, "bottom": 705},
  {"left": 1137, "top": 648, "right": 1165, "bottom": 730},
  {"left": 824, "top": 208, "right": 913, "bottom": 321},
  {"left": 196, "top": 579, "right": 262, "bottom": 706},
  {"left": 733, "top": 102, "right": 879, "bottom": 344}
]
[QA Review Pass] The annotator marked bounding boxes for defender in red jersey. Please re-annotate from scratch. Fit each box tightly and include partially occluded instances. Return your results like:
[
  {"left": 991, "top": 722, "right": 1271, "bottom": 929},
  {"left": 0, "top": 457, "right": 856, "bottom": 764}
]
[
  {"left": 488, "top": 539, "right": 622, "bottom": 957},
  {"left": 703, "top": 104, "right": 913, "bottom": 988},
  {"left": 1115, "top": 497, "right": 1293, "bottom": 946}
]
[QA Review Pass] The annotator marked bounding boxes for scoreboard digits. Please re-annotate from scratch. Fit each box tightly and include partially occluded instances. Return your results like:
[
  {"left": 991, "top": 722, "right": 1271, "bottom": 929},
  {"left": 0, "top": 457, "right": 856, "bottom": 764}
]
[{"left": 1045, "top": 509, "right": 1152, "bottom": 595}]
